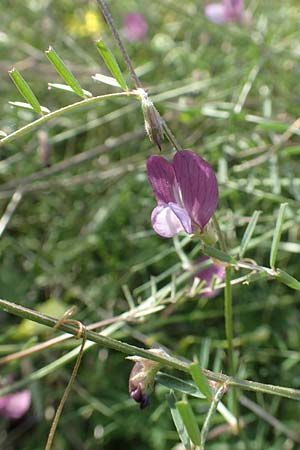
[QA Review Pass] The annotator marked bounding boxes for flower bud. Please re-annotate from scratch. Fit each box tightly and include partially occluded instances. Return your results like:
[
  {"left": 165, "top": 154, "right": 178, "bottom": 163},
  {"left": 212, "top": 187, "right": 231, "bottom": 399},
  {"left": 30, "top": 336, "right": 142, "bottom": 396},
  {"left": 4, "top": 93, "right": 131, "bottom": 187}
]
[
  {"left": 128, "top": 348, "right": 167, "bottom": 409},
  {"left": 138, "top": 89, "right": 164, "bottom": 150}
]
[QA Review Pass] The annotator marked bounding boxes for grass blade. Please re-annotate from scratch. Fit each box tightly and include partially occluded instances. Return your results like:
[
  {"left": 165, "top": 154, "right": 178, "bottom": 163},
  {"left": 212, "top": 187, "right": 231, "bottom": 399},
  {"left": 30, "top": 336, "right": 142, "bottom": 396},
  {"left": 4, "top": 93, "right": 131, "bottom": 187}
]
[
  {"left": 45, "top": 46, "right": 88, "bottom": 98},
  {"left": 275, "top": 269, "right": 300, "bottom": 291},
  {"left": 96, "top": 40, "right": 128, "bottom": 91},
  {"left": 9, "top": 68, "right": 42, "bottom": 114},
  {"left": 270, "top": 203, "right": 288, "bottom": 268},
  {"left": 202, "top": 245, "right": 236, "bottom": 264},
  {"left": 156, "top": 372, "right": 205, "bottom": 399},
  {"left": 189, "top": 362, "right": 212, "bottom": 400},
  {"left": 239, "top": 210, "right": 261, "bottom": 258},
  {"left": 176, "top": 400, "right": 201, "bottom": 446},
  {"left": 200, "top": 384, "right": 227, "bottom": 449},
  {"left": 167, "top": 392, "right": 191, "bottom": 450}
]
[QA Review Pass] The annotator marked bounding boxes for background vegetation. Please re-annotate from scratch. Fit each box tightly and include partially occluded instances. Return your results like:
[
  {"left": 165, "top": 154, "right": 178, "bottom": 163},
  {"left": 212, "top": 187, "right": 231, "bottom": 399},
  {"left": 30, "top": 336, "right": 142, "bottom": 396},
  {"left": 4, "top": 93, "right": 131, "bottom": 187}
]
[{"left": 0, "top": 0, "right": 300, "bottom": 449}]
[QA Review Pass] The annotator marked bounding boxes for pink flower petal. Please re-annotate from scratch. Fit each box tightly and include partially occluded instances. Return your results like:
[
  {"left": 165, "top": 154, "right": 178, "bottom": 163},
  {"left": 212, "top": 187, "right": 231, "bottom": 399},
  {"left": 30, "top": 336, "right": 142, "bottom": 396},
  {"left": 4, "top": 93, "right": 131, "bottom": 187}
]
[
  {"left": 196, "top": 256, "right": 225, "bottom": 298},
  {"left": 151, "top": 204, "right": 190, "bottom": 237},
  {"left": 147, "top": 156, "right": 176, "bottom": 204},
  {"left": 123, "top": 12, "right": 148, "bottom": 42},
  {"left": 204, "top": 3, "right": 228, "bottom": 23},
  {"left": 169, "top": 202, "right": 193, "bottom": 234},
  {"left": 223, "top": 0, "right": 244, "bottom": 20},
  {"left": 173, "top": 150, "right": 218, "bottom": 230},
  {"left": 0, "top": 390, "right": 31, "bottom": 420}
]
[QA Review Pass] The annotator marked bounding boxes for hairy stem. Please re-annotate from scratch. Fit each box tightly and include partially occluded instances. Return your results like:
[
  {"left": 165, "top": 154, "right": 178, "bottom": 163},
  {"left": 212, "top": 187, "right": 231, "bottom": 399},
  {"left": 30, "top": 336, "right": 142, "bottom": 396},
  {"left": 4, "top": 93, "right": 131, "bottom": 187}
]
[
  {"left": 0, "top": 92, "right": 137, "bottom": 147},
  {"left": 95, "top": 0, "right": 182, "bottom": 151},
  {"left": 1, "top": 298, "right": 300, "bottom": 401},
  {"left": 95, "top": 0, "right": 142, "bottom": 89}
]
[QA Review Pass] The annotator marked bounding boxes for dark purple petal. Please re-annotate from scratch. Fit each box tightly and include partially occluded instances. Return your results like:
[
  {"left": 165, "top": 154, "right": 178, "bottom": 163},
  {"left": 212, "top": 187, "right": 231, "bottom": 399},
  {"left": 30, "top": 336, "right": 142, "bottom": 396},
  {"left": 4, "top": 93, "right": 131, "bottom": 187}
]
[
  {"left": 151, "top": 204, "right": 191, "bottom": 237},
  {"left": 173, "top": 150, "right": 218, "bottom": 230},
  {"left": 195, "top": 256, "right": 225, "bottom": 298},
  {"left": 147, "top": 156, "right": 176, "bottom": 204},
  {"left": 204, "top": 3, "right": 228, "bottom": 23},
  {"left": 0, "top": 390, "right": 31, "bottom": 420},
  {"left": 140, "top": 394, "right": 150, "bottom": 409},
  {"left": 224, "top": 0, "right": 243, "bottom": 8},
  {"left": 224, "top": 0, "right": 244, "bottom": 20},
  {"left": 130, "top": 385, "right": 143, "bottom": 402}
]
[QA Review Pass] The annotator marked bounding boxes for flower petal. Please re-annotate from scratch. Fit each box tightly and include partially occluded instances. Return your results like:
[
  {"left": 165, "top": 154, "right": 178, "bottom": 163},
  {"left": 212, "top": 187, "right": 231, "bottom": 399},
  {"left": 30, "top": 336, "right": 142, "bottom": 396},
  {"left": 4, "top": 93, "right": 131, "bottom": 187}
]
[
  {"left": 123, "top": 12, "right": 148, "bottom": 42},
  {"left": 168, "top": 202, "right": 192, "bottom": 234},
  {"left": 195, "top": 256, "right": 225, "bottom": 298},
  {"left": 151, "top": 204, "right": 191, "bottom": 237},
  {"left": 223, "top": 0, "right": 244, "bottom": 18},
  {"left": 204, "top": 3, "right": 228, "bottom": 23},
  {"left": 147, "top": 156, "right": 176, "bottom": 204},
  {"left": 173, "top": 150, "right": 218, "bottom": 230},
  {"left": 0, "top": 390, "right": 31, "bottom": 420}
]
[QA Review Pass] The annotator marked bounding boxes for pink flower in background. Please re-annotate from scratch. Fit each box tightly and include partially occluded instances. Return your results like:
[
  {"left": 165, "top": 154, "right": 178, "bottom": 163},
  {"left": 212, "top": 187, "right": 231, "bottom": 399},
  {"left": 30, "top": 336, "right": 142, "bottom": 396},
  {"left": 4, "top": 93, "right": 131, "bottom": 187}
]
[
  {"left": 123, "top": 12, "right": 148, "bottom": 42},
  {"left": 205, "top": 0, "right": 245, "bottom": 24},
  {"left": 0, "top": 389, "right": 31, "bottom": 420},
  {"left": 196, "top": 256, "right": 225, "bottom": 298},
  {"left": 147, "top": 150, "right": 218, "bottom": 238}
]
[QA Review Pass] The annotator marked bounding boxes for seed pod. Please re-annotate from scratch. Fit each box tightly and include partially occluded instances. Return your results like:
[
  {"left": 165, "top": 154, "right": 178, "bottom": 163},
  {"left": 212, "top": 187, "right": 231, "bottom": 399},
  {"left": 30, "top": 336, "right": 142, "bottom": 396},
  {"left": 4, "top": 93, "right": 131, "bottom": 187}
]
[{"left": 138, "top": 89, "right": 164, "bottom": 150}]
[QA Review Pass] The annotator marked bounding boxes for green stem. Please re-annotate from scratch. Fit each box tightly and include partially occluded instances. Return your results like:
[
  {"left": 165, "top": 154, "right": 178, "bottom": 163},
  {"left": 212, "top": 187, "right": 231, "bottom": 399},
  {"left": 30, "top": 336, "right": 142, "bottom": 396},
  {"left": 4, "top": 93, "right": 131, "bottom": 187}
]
[
  {"left": 225, "top": 265, "right": 239, "bottom": 424},
  {"left": 200, "top": 384, "right": 227, "bottom": 449},
  {"left": 224, "top": 267, "right": 234, "bottom": 377},
  {"left": 0, "top": 92, "right": 137, "bottom": 146},
  {"left": 95, "top": 0, "right": 182, "bottom": 152},
  {"left": 1, "top": 298, "right": 300, "bottom": 401},
  {"left": 211, "top": 215, "right": 238, "bottom": 423}
]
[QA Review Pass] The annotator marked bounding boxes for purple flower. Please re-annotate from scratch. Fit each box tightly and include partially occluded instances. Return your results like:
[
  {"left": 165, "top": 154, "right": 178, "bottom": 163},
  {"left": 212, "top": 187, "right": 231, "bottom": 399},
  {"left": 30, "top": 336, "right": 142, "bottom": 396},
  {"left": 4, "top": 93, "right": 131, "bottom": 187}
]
[
  {"left": 123, "top": 13, "right": 148, "bottom": 42},
  {"left": 147, "top": 150, "right": 218, "bottom": 238},
  {"left": 128, "top": 349, "right": 166, "bottom": 410},
  {"left": 0, "top": 389, "right": 31, "bottom": 420},
  {"left": 195, "top": 256, "right": 225, "bottom": 298},
  {"left": 205, "top": 0, "right": 245, "bottom": 24},
  {"left": 129, "top": 361, "right": 150, "bottom": 410}
]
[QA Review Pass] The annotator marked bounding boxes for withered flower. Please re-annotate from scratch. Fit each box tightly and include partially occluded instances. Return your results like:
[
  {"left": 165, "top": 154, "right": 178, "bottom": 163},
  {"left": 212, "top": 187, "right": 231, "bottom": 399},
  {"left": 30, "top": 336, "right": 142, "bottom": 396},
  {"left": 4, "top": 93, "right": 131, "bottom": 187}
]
[
  {"left": 128, "top": 349, "right": 166, "bottom": 409},
  {"left": 138, "top": 89, "right": 164, "bottom": 150}
]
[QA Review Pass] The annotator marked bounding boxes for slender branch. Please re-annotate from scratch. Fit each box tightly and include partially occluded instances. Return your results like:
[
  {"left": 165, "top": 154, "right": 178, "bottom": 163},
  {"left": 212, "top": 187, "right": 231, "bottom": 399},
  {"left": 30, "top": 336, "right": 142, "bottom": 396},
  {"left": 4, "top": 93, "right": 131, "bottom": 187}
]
[
  {"left": 224, "top": 267, "right": 234, "bottom": 377},
  {"left": 95, "top": 0, "right": 182, "bottom": 151},
  {"left": 1, "top": 298, "right": 300, "bottom": 401},
  {"left": 0, "top": 303, "right": 153, "bottom": 366},
  {"left": 161, "top": 120, "right": 183, "bottom": 151},
  {"left": 44, "top": 331, "right": 86, "bottom": 450},
  {"left": 0, "top": 92, "right": 137, "bottom": 147},
  {"left": 200, "top": 384, "right": 228, "bottom": 449},
  {"left": 95, "top": 0, "right": 142, "bottom": 89}
]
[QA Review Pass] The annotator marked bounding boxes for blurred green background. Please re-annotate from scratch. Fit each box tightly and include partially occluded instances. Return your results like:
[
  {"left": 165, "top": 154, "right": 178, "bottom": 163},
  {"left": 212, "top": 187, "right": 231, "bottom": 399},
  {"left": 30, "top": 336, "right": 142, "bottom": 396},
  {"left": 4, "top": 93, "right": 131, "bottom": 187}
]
[{"left": 0, "top": 0, "right": 300, "bottom": 449}]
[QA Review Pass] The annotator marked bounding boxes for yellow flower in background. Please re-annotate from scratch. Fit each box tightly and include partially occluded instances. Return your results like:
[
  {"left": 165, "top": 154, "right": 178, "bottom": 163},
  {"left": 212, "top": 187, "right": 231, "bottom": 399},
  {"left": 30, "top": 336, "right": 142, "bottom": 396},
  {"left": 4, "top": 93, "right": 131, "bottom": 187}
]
[{"left": 67, "top": 10, "right": 103, "bottom": 37}]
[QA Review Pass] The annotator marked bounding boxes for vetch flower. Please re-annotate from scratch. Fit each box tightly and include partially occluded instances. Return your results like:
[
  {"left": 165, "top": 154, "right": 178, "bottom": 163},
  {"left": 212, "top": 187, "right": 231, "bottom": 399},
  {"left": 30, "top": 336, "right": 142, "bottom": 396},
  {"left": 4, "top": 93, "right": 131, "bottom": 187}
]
[
  {"left": 0, "top": 389, "right": 31, "bottom": 420},
  {"left": 147, "top": 150, "right": 218, "bottom": 238},
  {"left": 128, "top": 349, "right": 166, "bottom": 409},
  {"left": 123, "top": 12, "right": 148, "bottom": 42},
  {"left": 195, "top": 256, "right": 225, "bottom": 298},
  {"left": 205, "top": 0, "right": 245, "bottom": 24}
]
